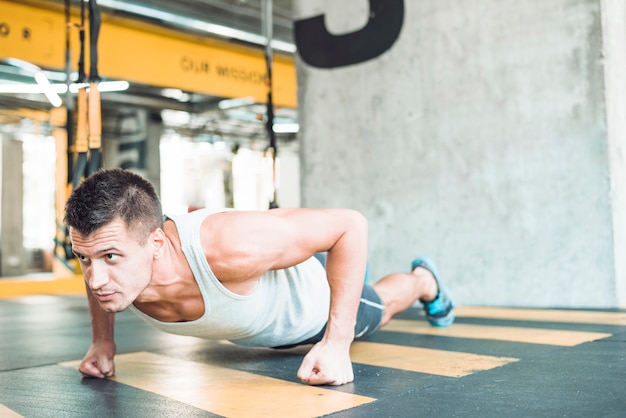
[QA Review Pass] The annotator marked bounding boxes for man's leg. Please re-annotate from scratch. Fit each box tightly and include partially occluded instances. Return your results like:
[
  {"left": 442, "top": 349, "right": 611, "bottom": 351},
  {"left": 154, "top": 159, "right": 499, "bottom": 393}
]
[{"left": 373, "top": 258, "right": 454, "bottom": 327}]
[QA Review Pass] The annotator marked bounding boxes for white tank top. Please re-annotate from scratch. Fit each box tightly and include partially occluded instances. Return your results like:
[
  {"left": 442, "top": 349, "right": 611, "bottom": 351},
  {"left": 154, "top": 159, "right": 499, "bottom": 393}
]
[{"left": 129, "top": 208, "right": 330, "bottom": 347}]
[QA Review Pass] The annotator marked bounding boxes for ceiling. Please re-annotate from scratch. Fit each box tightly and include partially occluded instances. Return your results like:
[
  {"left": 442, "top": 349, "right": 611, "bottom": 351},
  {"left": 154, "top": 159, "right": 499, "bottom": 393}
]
[{"left": 0, "top": 0, "right": 298, "bottom": 145}]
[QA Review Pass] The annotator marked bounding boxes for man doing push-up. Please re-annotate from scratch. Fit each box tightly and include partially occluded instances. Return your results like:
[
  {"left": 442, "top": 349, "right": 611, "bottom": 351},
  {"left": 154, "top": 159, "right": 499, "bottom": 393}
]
[{"left": 64, "top": 168, "right": 454, "bottom": 386}]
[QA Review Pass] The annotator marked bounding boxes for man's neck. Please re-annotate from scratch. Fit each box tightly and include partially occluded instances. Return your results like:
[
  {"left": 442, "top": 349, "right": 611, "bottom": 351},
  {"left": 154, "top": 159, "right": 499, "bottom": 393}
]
[{"left": 133, "top": 223, "right": 205, "bottom": 322}]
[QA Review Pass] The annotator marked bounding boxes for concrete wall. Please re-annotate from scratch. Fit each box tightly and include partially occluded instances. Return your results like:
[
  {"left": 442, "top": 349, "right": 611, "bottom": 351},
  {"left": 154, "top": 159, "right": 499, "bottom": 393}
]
[{"left": 294, "top": 0, "right": 626, "bottom": 308}]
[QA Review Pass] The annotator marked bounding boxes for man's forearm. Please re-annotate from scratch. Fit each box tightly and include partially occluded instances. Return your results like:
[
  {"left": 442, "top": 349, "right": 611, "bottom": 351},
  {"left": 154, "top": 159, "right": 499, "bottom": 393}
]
[
  {"left": 322, "top": 211, "right": 368, "bottom": 345},
  {"left": 85, "top": 285, "right": 116, "bottom": 342},
  {"left": 323, "top": 274, "right": 363, "bottom": 345}
]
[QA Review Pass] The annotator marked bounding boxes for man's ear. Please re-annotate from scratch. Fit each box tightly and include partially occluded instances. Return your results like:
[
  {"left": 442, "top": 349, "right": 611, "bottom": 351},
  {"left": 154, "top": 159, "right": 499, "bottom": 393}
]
[{"left": 151, "top": 228, "right": 166, "bottom": 259}]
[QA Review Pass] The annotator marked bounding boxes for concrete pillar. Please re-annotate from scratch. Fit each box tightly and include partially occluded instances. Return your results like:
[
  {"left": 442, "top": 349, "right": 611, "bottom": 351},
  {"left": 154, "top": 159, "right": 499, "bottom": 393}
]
[
  {"left": 102, "top": 108, "right": 162, "bottom": 193},
  {"left": 293, "top": 0, "right": 625, "bottom": 308},
  {"left": 145, "top": 112, "right": 163, "bottom": 195},
  {"left": 601, "top": 0, "right": 626, "bottom": 309},
  {"left": 1, "top": 134, "right": 25, "bottom": 276}
]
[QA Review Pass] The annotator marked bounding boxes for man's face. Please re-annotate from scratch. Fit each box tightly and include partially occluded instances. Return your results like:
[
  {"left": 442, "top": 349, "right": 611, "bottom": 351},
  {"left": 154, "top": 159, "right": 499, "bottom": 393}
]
[{"left": 70, "top": 218, "right": 155, "bottom": 313}]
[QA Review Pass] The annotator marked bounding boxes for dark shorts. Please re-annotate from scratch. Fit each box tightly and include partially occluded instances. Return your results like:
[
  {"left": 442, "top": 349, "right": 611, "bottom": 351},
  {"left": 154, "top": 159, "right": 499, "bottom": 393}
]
[{"left": 272, "top": 284, "right": 385, "bottom": 349}]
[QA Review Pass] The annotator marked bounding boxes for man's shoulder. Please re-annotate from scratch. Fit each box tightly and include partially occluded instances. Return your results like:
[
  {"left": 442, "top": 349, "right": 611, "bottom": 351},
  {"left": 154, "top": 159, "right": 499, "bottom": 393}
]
[{"left": 166, "top": 207, "right": 232, "bottom": 221}]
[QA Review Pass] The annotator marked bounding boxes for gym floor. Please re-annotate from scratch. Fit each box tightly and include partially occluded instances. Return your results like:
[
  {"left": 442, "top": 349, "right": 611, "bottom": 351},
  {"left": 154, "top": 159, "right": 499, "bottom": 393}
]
[{"left": 1, "top": 294, "right": 625, "bottom": 417}]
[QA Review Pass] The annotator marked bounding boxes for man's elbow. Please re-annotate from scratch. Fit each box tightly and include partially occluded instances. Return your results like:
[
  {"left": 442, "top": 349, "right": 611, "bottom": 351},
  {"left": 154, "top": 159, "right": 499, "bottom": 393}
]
[{"left": 346, "top": 209, "right": 368, "bottom": 238}]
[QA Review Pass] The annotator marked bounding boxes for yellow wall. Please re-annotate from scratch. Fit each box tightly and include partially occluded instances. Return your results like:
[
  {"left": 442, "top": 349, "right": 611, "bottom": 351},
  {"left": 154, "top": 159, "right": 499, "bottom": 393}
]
[{"left": 0, "top": 0, "right": 297, "bottom": 107}]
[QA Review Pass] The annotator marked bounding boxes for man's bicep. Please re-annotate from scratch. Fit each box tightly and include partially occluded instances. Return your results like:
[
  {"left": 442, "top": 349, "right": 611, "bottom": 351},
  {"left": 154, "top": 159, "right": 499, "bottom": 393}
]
[
  {"left": 266, "top": 209, "right": 358, "bottom": 264},
  {"left": 204, "top": 209, "right": 356, "bottom": 277},
  {"left": 237, "top": 209, "right": 342, "bottom": 266}
]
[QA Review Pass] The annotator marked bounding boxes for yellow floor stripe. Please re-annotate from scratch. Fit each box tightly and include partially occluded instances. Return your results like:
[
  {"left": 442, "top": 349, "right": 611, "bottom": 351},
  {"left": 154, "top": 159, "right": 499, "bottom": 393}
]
[
  {"left": 60, "top": 352, "right": 374, "bottom": 418},
  {"left": 457, "top": 306, "right": 626, "bottom": 326},
  {"left": 0, "top": 404, "right": 24, "bottom": 418},
  {"left": 349, "top": 341, "right": 518, "bottom": 378},
  {"left": 383, "top": 320, "right": 612, "bottom": 346},
  {"left": 0, "top": 275, "right": 85, "bottom": 298}
]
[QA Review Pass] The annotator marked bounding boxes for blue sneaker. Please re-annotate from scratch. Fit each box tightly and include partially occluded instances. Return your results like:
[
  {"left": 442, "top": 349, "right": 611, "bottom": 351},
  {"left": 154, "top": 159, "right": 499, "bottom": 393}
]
[{"left": 411, "top": 257, "right": 455, "bottom": 327}]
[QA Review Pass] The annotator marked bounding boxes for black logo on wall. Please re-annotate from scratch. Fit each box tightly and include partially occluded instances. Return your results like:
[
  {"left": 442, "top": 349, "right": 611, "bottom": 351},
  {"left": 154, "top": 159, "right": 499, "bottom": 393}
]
[{"left": 294, "top": 0, "right": 404, "bottom": 69}]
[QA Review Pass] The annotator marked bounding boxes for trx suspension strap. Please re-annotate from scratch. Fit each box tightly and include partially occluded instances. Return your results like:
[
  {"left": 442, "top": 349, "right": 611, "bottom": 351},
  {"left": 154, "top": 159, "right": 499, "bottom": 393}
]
[
  {"left": 64, "top": 0, "right": 74, "bottom": 186},
  {"left": 87, "top": 0, "right": 102, "bottom": 175},
  {"left": 57, "top": 0, "right": 75, "bottom": 262},
  {"left": 263, "top": 0, "right": 279, "bottom": 209},
  {"left": 72, "top": 0, "right": 102, "bottom": 188},
  {"left": 72, "top": 0, "right": 88, "bottom": 188}
]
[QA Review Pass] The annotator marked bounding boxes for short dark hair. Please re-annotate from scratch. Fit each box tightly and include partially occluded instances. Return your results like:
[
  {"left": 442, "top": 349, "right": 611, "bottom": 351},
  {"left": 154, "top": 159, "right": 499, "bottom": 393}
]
[{"left": 64, "top": 168, "right": 163, "bottom": 244}]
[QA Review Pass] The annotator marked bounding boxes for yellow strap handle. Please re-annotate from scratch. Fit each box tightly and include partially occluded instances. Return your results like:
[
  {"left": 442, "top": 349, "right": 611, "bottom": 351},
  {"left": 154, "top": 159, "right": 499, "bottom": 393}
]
[
  {"left": 88, "top": 82, "right": 101, "bottom": 150},
  {"left": 75, "top": 87, "right": 89, "bottom": 153}
]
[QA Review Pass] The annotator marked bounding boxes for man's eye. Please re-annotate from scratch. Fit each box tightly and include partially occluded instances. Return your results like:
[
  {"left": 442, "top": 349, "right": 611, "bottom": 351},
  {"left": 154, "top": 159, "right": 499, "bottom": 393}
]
[{"left": 106, "top": 254, "right": 120, "bottom": 261}]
